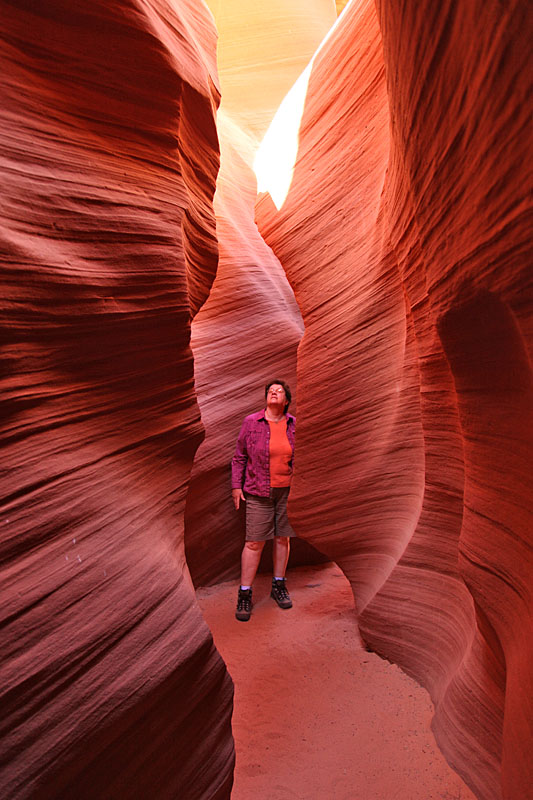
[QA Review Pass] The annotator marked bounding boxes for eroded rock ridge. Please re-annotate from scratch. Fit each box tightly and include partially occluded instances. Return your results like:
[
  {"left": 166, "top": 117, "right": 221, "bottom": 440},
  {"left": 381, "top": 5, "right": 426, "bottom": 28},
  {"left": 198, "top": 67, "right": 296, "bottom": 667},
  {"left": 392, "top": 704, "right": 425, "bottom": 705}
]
[{"left": 256, "top": 2, "right": 532, "bottom": 799}]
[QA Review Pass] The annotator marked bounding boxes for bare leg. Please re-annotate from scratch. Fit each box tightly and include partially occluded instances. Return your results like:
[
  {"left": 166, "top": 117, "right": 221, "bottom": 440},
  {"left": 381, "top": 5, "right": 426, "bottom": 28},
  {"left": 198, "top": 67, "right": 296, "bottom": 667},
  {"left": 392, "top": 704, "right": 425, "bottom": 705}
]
[
  {"left": 241, "top": 540, "right": 266, "bottom": 586},
  {"left": 273, "top": 536, "right": 290, "bottom": 577}
]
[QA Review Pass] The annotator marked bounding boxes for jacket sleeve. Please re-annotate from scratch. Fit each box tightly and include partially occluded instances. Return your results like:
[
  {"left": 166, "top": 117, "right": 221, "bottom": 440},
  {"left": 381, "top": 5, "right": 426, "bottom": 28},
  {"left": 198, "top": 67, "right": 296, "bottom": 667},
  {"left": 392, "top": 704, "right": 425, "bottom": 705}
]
[
  {"left": 231, "top": 418, "right": 249, "bottom": 489},
  {"left": 289, "top": 416, "right": 296, "bottom": 468}
]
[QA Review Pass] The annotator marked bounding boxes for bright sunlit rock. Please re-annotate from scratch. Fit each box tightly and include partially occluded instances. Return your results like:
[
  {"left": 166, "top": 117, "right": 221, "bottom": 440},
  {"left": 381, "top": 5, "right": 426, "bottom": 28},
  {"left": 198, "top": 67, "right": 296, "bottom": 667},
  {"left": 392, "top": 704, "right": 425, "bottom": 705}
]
[{"left": 254, "top": 12, "right": 344, "bottom": 210}]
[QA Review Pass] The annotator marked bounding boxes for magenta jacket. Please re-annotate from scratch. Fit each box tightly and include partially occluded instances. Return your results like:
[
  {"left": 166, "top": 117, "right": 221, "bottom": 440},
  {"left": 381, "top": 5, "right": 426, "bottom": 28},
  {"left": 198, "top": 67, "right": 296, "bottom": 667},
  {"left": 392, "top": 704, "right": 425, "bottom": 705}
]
[{"left": 231, "top": 409, "right": 296, "bottom": 497}]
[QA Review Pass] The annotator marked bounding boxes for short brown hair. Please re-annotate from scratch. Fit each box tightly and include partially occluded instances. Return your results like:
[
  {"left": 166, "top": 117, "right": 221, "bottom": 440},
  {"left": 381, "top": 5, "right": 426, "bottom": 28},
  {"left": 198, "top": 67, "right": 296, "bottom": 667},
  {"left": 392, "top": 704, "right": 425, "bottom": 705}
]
[{"left": 265, "top": 379, "right": 292, "bottom": 414}]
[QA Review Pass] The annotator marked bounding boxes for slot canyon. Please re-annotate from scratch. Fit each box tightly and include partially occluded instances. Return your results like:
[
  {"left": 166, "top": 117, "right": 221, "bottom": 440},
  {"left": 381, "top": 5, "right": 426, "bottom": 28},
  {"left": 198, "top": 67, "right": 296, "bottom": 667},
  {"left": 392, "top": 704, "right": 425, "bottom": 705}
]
[{"left": 0, "top": 0, "right": 531, "bottom": 798}]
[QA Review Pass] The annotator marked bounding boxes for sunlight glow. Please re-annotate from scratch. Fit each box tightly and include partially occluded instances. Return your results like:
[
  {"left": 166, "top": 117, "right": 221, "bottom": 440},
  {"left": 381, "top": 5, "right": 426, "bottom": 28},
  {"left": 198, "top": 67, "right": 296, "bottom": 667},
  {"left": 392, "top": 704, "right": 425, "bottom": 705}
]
[
  {"left": 253, "top": 65, "right": 312, "bottom": 211},
  {"left": 253, "top": 6, "right": 348, "bottom": 210}
]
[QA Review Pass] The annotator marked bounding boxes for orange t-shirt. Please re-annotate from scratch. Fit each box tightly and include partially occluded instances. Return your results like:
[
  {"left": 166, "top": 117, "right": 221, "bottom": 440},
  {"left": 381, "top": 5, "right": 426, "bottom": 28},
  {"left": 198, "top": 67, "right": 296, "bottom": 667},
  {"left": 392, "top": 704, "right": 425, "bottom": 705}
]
[{"left": 268, "top": 418, "right": 293, "bottom": 487}]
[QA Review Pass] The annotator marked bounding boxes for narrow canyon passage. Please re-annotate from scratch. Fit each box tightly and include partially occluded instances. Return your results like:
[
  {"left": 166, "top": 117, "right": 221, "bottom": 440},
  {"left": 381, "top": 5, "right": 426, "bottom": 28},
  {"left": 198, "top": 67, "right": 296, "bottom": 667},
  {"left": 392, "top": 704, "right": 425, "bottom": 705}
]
[
  {"left": 1, "top": 0, "right": 530, "bottom": 797},
  {"left": 197, "top": 564, "right": 476, "bottom": 800}
]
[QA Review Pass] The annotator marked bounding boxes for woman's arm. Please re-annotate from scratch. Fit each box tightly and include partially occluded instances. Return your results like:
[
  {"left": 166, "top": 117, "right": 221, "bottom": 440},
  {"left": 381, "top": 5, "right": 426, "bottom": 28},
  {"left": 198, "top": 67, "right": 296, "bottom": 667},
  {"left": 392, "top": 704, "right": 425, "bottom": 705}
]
[{"left": 231, "top": 418, "right": 249, "bottom": 508}]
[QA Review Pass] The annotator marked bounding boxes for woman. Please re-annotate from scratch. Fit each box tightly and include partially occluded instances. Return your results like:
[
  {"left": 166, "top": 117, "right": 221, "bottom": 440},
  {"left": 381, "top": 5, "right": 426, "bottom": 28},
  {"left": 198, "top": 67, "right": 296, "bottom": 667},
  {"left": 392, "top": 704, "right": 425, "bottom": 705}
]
[{"left": 231, "top": 379, "right": 296, "bottom": 621}]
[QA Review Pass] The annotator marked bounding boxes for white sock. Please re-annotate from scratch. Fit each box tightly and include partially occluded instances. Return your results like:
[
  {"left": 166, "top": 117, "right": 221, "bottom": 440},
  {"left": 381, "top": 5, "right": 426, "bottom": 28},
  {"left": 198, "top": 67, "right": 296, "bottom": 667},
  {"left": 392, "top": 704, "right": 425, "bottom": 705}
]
[
  {"left": 240, "top": 585, "right": 252, "bottom": 591},
  {"left": 273, "top": 576, "right": 285, "bottom": 581}
]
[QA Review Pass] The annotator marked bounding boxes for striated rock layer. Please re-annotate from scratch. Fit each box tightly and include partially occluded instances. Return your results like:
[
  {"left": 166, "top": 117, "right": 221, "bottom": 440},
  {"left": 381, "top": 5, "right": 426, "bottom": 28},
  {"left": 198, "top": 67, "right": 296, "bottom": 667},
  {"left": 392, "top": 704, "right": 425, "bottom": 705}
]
[
  {"left": 256, "top": 1, "right": 532, "bottom": 798},
  {"left": 0, "top": 1, "right": 234, "bottom": 797}
]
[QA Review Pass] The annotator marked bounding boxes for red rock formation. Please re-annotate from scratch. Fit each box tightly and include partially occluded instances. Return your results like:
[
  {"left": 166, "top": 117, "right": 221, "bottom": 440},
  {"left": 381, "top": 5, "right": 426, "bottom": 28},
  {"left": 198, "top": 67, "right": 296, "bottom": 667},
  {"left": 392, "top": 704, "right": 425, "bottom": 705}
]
[
  {"left": 0, "top": 1, "right": 234, "bottom": 796},
  {"left": 256, "top": 1, "right": 532, "bottom": 798}
]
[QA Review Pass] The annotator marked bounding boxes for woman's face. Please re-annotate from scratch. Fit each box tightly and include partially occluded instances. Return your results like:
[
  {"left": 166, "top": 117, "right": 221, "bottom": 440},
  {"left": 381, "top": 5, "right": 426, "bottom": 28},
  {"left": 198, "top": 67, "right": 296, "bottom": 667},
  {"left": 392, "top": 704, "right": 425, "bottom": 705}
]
[{"left": 267, "top": 384, "right": 286, "bottom": 405}]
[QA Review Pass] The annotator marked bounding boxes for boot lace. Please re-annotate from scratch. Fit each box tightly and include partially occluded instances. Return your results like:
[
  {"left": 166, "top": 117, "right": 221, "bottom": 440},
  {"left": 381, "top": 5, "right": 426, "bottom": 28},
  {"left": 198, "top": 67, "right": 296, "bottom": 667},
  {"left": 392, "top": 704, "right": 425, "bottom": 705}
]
[
  {"left": 238, "top": 591, "right": 252, "bottom": 612},
  {"left": 274, "top": 580, "right": 289, "bottom": 601}
]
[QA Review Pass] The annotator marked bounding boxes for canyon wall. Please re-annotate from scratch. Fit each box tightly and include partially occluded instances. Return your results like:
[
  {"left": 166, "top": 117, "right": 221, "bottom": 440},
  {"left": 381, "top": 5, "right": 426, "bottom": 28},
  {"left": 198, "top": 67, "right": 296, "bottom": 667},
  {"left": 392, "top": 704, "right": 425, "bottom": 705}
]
[
  {"left": 0, "top": 1, "right": 234, "bottom": 797},
  {"left": 256, "top": 1, "right": 532, "bottom": 799}
]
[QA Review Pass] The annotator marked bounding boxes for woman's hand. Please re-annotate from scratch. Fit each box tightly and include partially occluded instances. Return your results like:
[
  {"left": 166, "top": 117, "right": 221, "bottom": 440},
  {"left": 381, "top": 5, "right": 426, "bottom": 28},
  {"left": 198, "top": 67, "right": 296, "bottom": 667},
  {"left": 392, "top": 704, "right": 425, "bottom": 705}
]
[{"left": 232, "top": 488, "right": 245, "bottom": 510}]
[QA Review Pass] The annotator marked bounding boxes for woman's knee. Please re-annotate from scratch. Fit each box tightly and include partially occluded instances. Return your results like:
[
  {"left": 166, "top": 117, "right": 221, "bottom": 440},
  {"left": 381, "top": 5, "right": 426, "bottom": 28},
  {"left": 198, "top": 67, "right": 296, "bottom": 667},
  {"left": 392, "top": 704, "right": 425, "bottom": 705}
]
[
  {"left": 275, "top": 536, "right": 290, "bottom": 547},
  {"left": 244, "top": 540, "right": 265, "bottom": 552}
]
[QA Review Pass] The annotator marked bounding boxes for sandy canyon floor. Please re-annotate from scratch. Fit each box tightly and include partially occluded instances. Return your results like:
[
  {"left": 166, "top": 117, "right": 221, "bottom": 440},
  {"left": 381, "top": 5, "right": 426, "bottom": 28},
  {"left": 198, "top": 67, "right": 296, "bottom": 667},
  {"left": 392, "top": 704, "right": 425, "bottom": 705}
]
[{"left": 197, "top": 563, "right": 477, "bottom": 800}]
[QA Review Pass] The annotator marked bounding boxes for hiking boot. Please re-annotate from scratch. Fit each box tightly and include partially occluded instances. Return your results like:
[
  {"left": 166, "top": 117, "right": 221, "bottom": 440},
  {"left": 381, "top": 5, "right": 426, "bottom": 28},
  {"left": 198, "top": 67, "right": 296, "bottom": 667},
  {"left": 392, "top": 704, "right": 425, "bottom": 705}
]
[
  {"left": 235, "top": 588, "right": 253, "bottom": 621},
  {"left": 271, "top": 577, "right": 292, "bottom": 609}
]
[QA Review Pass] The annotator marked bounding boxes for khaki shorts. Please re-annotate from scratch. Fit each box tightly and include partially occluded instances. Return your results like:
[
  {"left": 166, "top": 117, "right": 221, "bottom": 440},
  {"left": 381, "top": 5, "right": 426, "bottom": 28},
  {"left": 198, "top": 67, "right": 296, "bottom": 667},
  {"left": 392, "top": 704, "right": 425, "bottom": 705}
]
[{"left": 245, "top": 487, "right": 296, "bottom": 541}]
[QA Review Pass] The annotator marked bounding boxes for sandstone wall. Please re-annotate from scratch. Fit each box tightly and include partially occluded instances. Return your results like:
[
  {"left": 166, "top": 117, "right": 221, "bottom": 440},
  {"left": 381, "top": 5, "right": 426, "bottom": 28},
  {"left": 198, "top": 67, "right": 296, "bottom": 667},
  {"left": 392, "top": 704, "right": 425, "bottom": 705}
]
[
  {"left": 256, "top": 1, "right": 532, "bottom": 798},
  {"left": 0, "top": 2, "right": 234, "bottom": 797}
]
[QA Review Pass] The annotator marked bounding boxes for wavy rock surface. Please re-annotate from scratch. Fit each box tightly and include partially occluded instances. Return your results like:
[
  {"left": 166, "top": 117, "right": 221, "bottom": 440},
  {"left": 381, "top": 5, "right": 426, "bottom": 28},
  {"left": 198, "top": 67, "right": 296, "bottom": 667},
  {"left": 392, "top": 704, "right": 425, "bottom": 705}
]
[
  {"left": 256, "top": 1, "right": 532, "bottom": 798},
  {"left": 185, "top": 0, "right": 336, "bottom": 586},
  {"left": 0, "top": 1, "right": 234, "bottom": 797}
]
